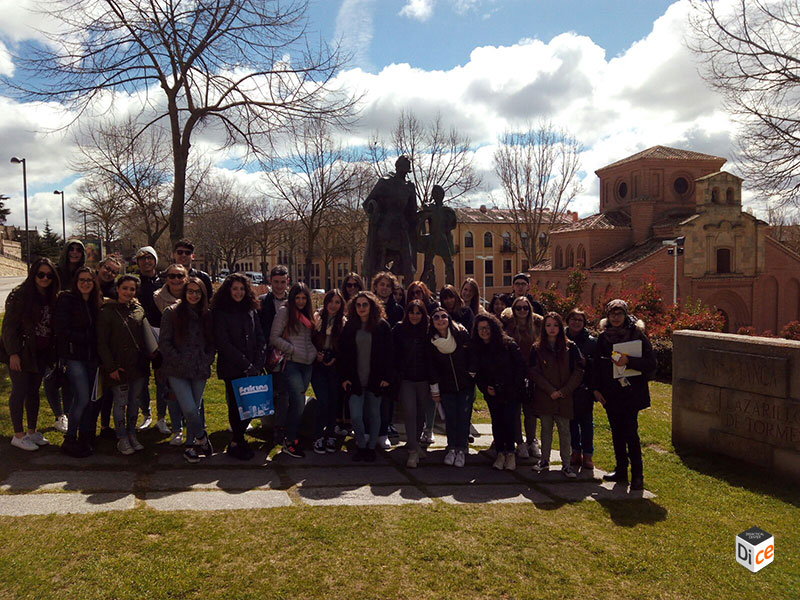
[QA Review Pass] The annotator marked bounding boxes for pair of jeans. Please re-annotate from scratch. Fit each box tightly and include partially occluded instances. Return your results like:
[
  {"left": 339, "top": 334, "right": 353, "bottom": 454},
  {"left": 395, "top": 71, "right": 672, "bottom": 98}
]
[
  {"left": 8, "top": 368, "right": 43, "bottom": 433},
  {"left": 486, "top": 397, "right": 517, "bottom": 453},
  {"left": 349, "top": 390, "right": 381, "bottom": 449},
  {"left": 540, "top": 414, "right": 571, "bottom": 466},
  {"left": 112, "top": 377, "right": 147, "bottom": 439},
  {"left": 310, "top": 361, "right": 339, "bottom": 440},
  {"left": 399, "top": 380, "right": 429, "bottom": 453},
  {"left": 606, "top": 408, "right": 643, "bottom": 478},
  {"left": 570, "top": 409, "right": 594, "bottom": 454},
  {"left": 224, "top": 379, "right": 250, "bottom": 445},
  {"left": 440, "top": 387, "right": 474, "bottom": 451},
  {"left": 514, "top": 401, "right": 538, "bottom": 445},
  {"left": 139, "top": 371, "right": 168, "bottom": 419},
  {"left": 284, "top": 361, "right": 313, "bottom": 442},
  {"left": 44, "top": 366, "right": 71, "bottom": 418},
  {"left": 65, "top": 360, "right": 98, "bottom": 438},
  {"left": 167, "top": 377, "right": 207, "bottom": 444},
  {"left": 271, "top": 369, "right": 288, "bottom": 431}
]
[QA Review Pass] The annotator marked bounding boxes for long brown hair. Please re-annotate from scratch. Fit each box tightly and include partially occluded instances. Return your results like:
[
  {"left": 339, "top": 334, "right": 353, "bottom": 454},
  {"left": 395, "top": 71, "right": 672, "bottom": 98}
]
[
  {"left": 402, "top": 299, "right": 429, "bottom": 332},
  {"left": 342, "top": 272, "right": 364, "bottom": 301},
  {"left": 212, "top": 273, "right": 259, "bottom": 312},
  {"left": 174, "top": 277, "right": 213, "bottom": 348},
  {"left": 319, "top": 289, "right": 346, "bottom": 338},
  {"left": 344, "top": 290, "right": 385, "bottom": 333},
  {"left": 439, "top": 284, "right": 463, "bottom": 313},
  {"left": 286, "top": 283, "right": 313, "bottom": 334},
  {"left": 506, "top": 296, "right": 536, "bottom": 350},
  {"left": 460, "top": 278, "right": 481, "bottom": 316},
  {"left": 536, "top": 311, "right": 568, "bottom": 353},
  {"left": 405, "top": 280, "right": 432, "bottom": 305},
  {"left": 68, "top": 266, "right": 102, "bottom": 311},
  {"left": 21, "top": 257, "right": 60, "bottom": 326}
]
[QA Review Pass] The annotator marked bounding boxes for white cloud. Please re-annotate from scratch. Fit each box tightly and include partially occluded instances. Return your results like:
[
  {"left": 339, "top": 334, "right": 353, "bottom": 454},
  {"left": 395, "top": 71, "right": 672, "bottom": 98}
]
[
  {"left": 334, "top": 0, "right": 376, "bottom": 71},
  {"left": 0, "top": 41, "right": 13, "bottom": 76},
  {"left": 399, "top": 0, "right": 434, "bottom": 21}
]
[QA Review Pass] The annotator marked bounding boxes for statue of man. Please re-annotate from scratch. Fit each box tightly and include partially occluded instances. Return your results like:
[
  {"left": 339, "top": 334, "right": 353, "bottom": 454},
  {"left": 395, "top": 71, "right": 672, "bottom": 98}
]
[
  {"left": 418, "top": 184, "right": 457, "bottom": 289},
  {"left": 362, "top": 155, "right": 417, "bottom": 284}
]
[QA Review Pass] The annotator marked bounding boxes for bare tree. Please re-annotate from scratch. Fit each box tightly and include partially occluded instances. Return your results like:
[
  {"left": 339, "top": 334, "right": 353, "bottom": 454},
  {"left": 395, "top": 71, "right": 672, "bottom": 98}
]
[
  {"left": 369, "top": 110, "right": 482, "bottom": 205},
  {"left": 250, "top": 196, "right": 291, "bottom": 281},
  {"left": 688, "top": 0, "right": 800, "bottom": 208},
  {"left": 494, "top": 123, "right": 583, "bottom": 265},
  {"left": 9, "top": 0, "right": 357, "bottom": 244},
  {"left": 264, "top": 120, "right": 361, "bottom": 282},
  {"left": 71, "top": 177, "right": 127, "bottom": 246}
]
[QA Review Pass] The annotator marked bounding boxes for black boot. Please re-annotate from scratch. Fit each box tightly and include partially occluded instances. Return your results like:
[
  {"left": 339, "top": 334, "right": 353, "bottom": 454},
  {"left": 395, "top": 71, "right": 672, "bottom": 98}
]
[
  {"left": 630, "top": 476, "right": 644, "bottom": 491},
  {"left": 62, "top": 435, "right": 91, "bottom": 458},
  {"left": 603, "top": 469, "right": 629, "bottom": 483}
]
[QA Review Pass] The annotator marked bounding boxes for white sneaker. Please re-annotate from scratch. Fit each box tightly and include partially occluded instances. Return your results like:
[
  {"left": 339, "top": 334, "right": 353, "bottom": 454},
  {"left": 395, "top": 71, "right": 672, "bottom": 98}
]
[
  {"left": 504, "top": 452, "right": 516, "bottom": 471},
  {"left": 515, "top": 443, "right": 529, "bottom": 459},
  {"left": 419, "top": 430, "right": 435, "bottom": 445},
  {"left": 528, "top": 440, "right": 542, "bottom": 459},
  {"left": 377, "top": 435, "right": 391, "bottom": 450},
  {"left": 443, "top": 449, "right": 456, "bottom": 466},
  {"left": 246, "top": 421, "right": 256, "bottom": 433},
  {"left": 155, "top": 418, "right": 170, "bottom": 434},
  {"left": 169, "top": 432, "right": 184, "bottom": 446},
  {"left": 334, "top": 424, "right": 351, "bottom": 437},
  {"left": 26, "top": 431, "right": 49, "bottom": 446},
  {"left": 562, "top": 466, "right": 577, "bottom": 479},
  {"left": 492, "top": 453, "right": 505, "bottom": 470},
  {"left": 138, "top": 415, "right": 153, "bottom": 430},
  {"left": 128, "top": 433, "right": 144, "bottom": 451},
  {"left": 11, "top": 435, "right": 38, "bottom": 451},
  {"left": 454, "top": 449, "right": 466, "bottom": 468},
  {"left": 54, "top": 414, "right": 68, "bottom": 433},
  {"left": 117, "top": 437, "right": 135, "bottom": 455}
]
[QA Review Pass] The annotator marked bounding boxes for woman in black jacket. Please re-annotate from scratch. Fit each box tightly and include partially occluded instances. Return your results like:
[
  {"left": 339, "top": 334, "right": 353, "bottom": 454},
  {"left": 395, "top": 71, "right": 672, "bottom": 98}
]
[
  {"left": 472, "top": 314, "right": 526, "bottom": 471},
  {"left": 161, "top": 277, "right": 216, "bottom": 463},
  {"left": 2, "top": 258, "right": 60, "bottom": 451},
  {"left": 592, "top": 299, "right": 657, "bottom": 491},
  {"left": 392, "top": 299, "right": 431, "bottom": 468},
  {"left": 427, "top": 306, "right": 476, "bottom": 468},
  {"left": 338, "top": 291, "right": 394, "bottom": 462},
  {"left": 55, "top": 266, "right": 101, "bottom": 457},
  {"left": 211, "top": 273, "right": 266, "bottom": 461},
  {"left": 439, "top": 284, "right": 474, "bottom": 334}
]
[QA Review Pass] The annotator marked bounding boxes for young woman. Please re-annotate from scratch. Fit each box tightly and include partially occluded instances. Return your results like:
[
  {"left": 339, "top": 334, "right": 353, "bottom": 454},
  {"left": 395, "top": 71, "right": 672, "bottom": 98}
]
[
  {"left": 439, "top": 285, "right": 474, "bottom": 333},
  {"left": 392, "top": 299, "right": 431, "bottom": 468},
  {"left": 55, "top": 266, "right": 101, "bottom": 457},
  {"left": 472, "top": 314, "right": 526, "bottom": 471},
  {"left": 2, "top": 258, "right": 60, "bottom": 451},
  {"left": 56, "top": 239, "right": 86, "bottom": 290},
  {"left": 154, "top": 263, "right": 188, "bottom": 444},
  {"left": 566, "top": 309, "right": 597, "bottom": 470},
  {"left": 97, "top": 275, "right": 150, "bottom": 456},
  {"left": 405, "top": 280, "right": 439, "bottom": 316},
  {"left": 393, "top": 284, "right": 406, "bottom": 311},
  {"left": 160, "top": 277, "right": 216, "bottom": 463},
  {"left": 460, "top": 278, "right": 486, "bottom": 317},
  {"left": 310, "top": 289, "right": 346, "bottom": 454},
  {"left": 502, "top": 296, "right": 543, "bottom": 460},
  {"left": 270, "top": 282, "right": 317, "bottom": 458},
  {"left": 341, "top": 272, "right": 364, "bottom": 304},
  {"left": 592, "top": 300, "right": 657, "bottom": 491},
  {"left": 426, "top": 306, "right": 475, "bottom": 467},
  {"left": 338, "top": 291, "right": 394, "bottom": 462},
  {"left": 488, "top": 293, "right": 513, "bottom": 319},
  {"left": 529, "top": 312, "right": 584, "bottom": 478},
  {"left": 212, "top": 273, "right": 266, "bottom": 461}
]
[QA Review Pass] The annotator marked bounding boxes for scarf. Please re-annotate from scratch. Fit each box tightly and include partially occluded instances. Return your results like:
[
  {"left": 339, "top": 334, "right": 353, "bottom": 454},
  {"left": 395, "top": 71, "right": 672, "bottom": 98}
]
[
  {"left": 432, "top": 328, "right": 457, "bottom": 354},
  {"left": 295, "top": 310, "right": 313, "bottom": 330},
  {"left": 154, "top": 286, "right": 180, "bottom": 313}
]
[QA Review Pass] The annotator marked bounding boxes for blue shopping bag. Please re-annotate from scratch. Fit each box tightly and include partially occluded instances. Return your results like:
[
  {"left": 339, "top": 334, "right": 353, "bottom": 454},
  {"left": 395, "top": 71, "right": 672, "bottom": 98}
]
[{"left": 231, "top": 374, "right": 275, "bottom": 420}]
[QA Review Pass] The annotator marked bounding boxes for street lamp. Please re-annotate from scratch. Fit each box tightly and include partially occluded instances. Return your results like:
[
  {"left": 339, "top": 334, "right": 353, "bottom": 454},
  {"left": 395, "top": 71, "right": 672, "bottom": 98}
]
[
  {"left": 9, "top": 157, "right": 30, "bottom": 266},
  {"left": 53, "top": 190, "right": 65, "bottom": 240},
  {"left": 662, "top": 236, "right": 685, "bottom": 305},
  {"left": 475, "top": 254, "right": 492, "bottom": 297}
]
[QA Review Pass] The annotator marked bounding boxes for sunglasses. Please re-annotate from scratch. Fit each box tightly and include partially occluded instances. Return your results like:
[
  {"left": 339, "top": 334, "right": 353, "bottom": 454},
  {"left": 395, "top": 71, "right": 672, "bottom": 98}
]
[
  {"left": 345, "top": 282, "right": 360, "bottom": 288},
  {"left": 514, "top": 306, "right": 530, "bottom": 312},
  {"left": 102, "top": 265, "right": 119, "bottom": 275},
  {"left": 432, "top": 314, "right": 449, "bottom": 321},
  {"left": 609, "top": 310, "right": 626, "bottom": 316},
  {"left": 355, "top": 302, "right": 370, "bottom": 309},
  {"left": 36, "top": 271, "right": 54, "bottom": 280},
  {"left": 477, "top": 325, "right": 491, "bottom": 332},
  {"left": 167, "top": 273, "right": 186, "bottom": 280},
  {"left": 175, "top": 249, "right": 193, "bottom": 256}
]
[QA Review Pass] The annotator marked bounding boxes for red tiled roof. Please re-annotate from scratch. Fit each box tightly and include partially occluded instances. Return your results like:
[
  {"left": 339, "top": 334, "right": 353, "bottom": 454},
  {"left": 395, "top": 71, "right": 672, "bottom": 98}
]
[
  {"left": 455, "top": 207, "right": 572, "bottom": 225},
  {"left": 530, "top": 258, "right": 552, "bottom": 271},
  {"left": 553, "top": 211, "right": 630, "bottom": 233},
  {"left": 589, "top": 238, "right": 666, "bottom": 272},
  {"left": 596, "top": 145, "right": 727, "bottom": 172}
]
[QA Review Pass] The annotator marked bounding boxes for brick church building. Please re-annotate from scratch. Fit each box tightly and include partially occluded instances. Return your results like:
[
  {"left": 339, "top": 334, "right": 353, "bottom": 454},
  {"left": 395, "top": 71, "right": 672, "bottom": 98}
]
[{"left": 531, "top": 146, "right": 800, "bottom": 333}]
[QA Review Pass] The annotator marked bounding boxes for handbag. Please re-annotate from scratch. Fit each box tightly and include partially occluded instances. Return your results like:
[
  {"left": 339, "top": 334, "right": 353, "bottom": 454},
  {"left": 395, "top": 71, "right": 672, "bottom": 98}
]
[{"left": 231, "top": 374, "right": 275, "bottom": 420}]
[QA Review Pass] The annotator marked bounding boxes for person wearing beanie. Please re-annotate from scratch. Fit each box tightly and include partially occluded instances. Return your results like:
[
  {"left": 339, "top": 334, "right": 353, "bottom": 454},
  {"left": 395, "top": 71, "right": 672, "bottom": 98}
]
[
  {"left": 591, "top": 299, "right": 657, "bottom": 491},
  {"left": 511, "top": 273, "right": 545, "bottom": 317}
]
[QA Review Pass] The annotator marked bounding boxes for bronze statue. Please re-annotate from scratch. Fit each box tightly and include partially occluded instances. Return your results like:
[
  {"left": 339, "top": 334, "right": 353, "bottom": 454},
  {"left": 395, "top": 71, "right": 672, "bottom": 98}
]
[
  {"left": 362, "top": 155, "right": 417, "bottom": 284},
  {"left": 417, "top": 184, "right": 457, "bottom": 289}
]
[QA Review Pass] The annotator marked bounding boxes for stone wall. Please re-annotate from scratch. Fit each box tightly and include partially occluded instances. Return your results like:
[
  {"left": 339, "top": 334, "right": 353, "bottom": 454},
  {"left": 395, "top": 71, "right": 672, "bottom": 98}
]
[
  {"left": 672, "top": 331, "right": 800, "bottom": 483},
  {"left": 0, "top": 254, "right": 27, "bottom": 276}
]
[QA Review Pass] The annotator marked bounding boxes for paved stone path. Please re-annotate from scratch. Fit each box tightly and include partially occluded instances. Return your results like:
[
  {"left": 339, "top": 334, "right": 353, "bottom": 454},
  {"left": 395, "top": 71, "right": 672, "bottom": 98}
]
[{"left": 0, "top": 425, "right": 655, "bottom": 516}]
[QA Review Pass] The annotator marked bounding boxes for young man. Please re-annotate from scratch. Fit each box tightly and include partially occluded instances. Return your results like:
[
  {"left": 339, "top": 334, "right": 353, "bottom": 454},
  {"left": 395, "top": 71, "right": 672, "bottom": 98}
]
[
  {"left": 258, "top": 265, "right": 290, "bottom": 444},
  {"left": 511, "top": 273, "right": 545, "bottom": 317},
  {"left": 370, "top": 271, "right": 403, "bottom": 448},
  {"left": 566, "top": 308, "right": 597, "bottom": 470},
  {"left": 172, "top": 239, "right": 213, "bottom": 299},
  {"left": 133, "top": 246, "right": 171, "bottom": 432},
  {"left": 96, "top": 256, "right": 121, "bottom": 300}
]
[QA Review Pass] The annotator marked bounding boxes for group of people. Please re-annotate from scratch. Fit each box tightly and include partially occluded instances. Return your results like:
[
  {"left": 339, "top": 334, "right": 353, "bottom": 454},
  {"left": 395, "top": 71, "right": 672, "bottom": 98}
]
[{"left": 2, "top": 240, "right": 657, "bottom": 489}]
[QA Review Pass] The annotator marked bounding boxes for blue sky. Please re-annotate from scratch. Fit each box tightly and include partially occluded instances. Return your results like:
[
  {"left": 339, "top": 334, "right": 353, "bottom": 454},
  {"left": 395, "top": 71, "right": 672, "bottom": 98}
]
[{"left": 0, "top": 0, "right": 739, "bottom": 232}]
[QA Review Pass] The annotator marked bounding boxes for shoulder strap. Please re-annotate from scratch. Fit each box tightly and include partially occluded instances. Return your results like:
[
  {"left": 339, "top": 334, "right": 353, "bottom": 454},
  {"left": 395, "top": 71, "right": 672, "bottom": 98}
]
[{"left": 115, "top": 307, "right": 141, "bottom": 353}]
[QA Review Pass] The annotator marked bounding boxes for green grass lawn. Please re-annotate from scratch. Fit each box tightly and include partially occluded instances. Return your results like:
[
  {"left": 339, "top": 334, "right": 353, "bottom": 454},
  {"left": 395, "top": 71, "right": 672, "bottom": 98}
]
[{"left": 0, "top": 365, "right": 797, "bottom": 598}]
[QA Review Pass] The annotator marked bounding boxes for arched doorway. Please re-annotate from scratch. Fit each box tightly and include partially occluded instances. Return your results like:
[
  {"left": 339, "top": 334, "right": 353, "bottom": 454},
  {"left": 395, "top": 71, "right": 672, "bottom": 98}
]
[{"left": 706, "top": 290, "right": 749, "bottom": 333}]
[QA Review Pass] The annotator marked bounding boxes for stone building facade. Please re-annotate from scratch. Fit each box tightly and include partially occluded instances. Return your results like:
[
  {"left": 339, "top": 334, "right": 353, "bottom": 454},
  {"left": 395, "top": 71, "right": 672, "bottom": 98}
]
[{"left": 532, "top": 146, "right": 800, "bottom": 333}]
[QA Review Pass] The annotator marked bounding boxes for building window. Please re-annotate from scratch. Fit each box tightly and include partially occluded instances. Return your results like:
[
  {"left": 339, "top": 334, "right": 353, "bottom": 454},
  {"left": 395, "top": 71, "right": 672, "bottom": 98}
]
[
  {"left": 674, "top": 177, "right": 689, "bottom": 196},
  {"left": 711, "top": 188, "right": 720, "bottom": 204},
  {"left": 538, "top": 232, "right": 548, "bottom": 251},
  {"left": 337, "top": 262, "right": 347, "bottom": 288},
  {"left": 485, "top": 259, "right": 493, "bottom": 274},
  {"left": 503, "top": 259, "right": 512, "bottom": 273},
  {"left": 617, "top": 181, "right": 628, "bottom": 199},
  {"left": 577, "top": 245, "right": 586, "bottom": 267},
  {"left": 464, "top": 231, "right": 474, "bottom": 248},
  {"left": 503, "top": 275, "right": 512, "bottom": 287},
  {"left": 717, "top": 248, "right": 731, "bottom": 274},
  {"left": 483, "top": 232, "right": 493, "bottom": 248},
  {"left": 726, "top": 188, "right": 735, "bottom": 205},
  {"left": 465, "top": 260, "right": 474, "bottom": 275},
  {"left": 566, "top": 246, "right": 574, "bottom": 268},
  {"left": 485, "top": 276, "right": 494, "bottom": 287},
  {"left": 310, "top": 263, "right": 321, "bottom": 288},
  {"left": 501, "top": 232, "right": 512, "bottom": 252},
  {"left": 521, "top": 259, "right": 530, "bottom": 272},
  {"left": 554, "top": 246, "right": 564, "bottom": 269}
]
